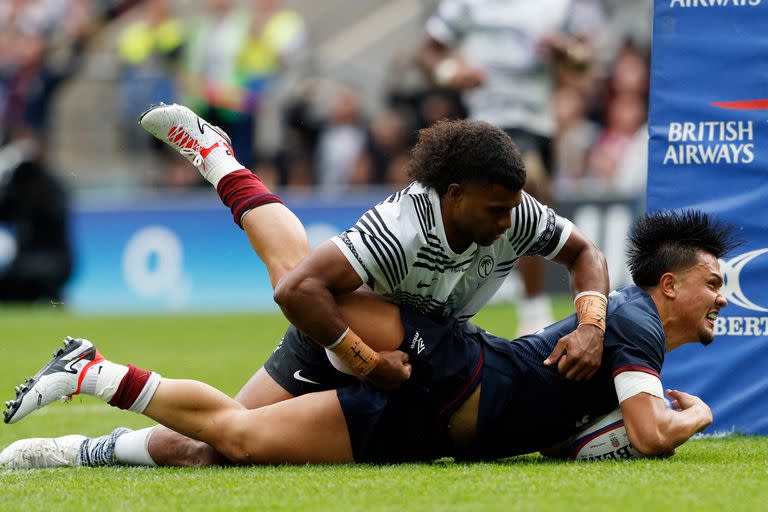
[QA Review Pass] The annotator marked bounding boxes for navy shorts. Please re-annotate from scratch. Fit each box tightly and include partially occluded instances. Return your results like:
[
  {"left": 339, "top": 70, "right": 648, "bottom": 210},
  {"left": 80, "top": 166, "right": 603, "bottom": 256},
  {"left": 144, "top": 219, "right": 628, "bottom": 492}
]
[{"left": 337, "top": 307, "right": 484, "bottom": 463}]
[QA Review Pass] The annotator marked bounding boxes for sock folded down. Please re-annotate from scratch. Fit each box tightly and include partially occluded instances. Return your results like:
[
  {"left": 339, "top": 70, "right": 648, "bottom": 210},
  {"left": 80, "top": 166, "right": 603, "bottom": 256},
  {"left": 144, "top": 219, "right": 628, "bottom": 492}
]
[
  {"left": 216, "top": 169, "right": 283, "bottom": 229},
  {"left": 107, "top": 364, "right": 162, "bottom": 413}
]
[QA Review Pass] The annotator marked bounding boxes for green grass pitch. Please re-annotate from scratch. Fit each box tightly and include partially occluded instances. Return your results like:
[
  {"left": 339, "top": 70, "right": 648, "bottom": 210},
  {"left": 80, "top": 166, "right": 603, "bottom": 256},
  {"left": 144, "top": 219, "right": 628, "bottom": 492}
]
[{"left": 0, "top": 301, "right": 766, "bottom": 512}]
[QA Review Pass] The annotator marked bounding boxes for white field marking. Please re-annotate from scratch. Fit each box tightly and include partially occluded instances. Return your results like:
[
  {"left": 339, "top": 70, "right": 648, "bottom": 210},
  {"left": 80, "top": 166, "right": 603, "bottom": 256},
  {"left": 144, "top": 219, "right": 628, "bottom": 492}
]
[{"left": 692, "top": 428, "right": 736, "bottom": 440}]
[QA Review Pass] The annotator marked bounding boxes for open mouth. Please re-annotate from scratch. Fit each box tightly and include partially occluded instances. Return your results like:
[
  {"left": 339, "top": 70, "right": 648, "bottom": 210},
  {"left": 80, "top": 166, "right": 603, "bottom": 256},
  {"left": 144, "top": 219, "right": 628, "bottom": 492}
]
[{"left": 706, "top": 311, "right": 718, "bottom": 327}]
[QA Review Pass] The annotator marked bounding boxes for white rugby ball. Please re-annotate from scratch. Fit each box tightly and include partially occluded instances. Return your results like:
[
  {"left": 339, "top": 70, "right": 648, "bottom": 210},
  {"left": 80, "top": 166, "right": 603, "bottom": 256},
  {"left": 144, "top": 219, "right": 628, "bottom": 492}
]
[{"left": 569, "top": 408, "right": 643, "bottom": 461}]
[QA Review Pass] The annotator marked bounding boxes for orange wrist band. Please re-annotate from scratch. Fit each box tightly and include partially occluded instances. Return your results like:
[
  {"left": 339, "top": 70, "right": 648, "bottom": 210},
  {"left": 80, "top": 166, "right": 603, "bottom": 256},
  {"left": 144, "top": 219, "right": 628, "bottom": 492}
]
[
  {"left": 329, "top": 329, "right": 380, "bottom": 376},
  {"left": 574, "top": 291, "right": 607, "bottom": 332}
]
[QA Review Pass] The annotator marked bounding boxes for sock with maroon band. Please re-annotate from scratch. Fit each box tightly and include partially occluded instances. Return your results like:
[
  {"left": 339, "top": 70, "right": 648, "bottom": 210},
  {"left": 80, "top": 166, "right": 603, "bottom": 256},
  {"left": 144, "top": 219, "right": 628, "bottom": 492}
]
[
  {"left": 80, "top": 361, "right": 161, "bottom": 413},
  {"left": 107, "top": 364, "right": 162, "bottom": 413},
  {"left": 216, "top": 169, "right": 284, "bottom": 228}
]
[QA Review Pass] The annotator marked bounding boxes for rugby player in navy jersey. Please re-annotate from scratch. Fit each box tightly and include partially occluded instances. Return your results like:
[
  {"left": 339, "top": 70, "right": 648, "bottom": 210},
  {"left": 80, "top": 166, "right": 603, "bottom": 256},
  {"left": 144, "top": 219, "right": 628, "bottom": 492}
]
[{"left": 1, "top": 210, "right": 736, "bottom": 467}]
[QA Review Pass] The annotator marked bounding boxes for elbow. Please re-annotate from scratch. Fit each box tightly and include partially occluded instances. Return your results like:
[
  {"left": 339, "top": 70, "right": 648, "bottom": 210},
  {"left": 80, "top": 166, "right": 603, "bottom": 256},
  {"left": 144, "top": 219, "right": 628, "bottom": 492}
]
[
  {"left": 273, "top": 273, "right": 300, "bottom": 311},
  {"left": 627, "top": 428, "right": 673, "bottom": 458}
]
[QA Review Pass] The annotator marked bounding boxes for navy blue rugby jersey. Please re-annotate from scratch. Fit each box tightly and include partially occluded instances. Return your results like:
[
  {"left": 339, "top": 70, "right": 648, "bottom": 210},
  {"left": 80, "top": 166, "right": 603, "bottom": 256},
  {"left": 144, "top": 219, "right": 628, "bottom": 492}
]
[{"left": 465, "top": 285, "right": 665, "bottom": 460}]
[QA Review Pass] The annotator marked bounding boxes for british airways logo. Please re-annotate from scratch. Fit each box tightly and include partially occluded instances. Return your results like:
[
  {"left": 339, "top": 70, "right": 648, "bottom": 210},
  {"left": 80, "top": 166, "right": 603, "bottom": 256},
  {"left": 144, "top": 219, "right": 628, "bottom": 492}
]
[
  {"left": 663, "top": 121, "right": 754, "bottom": 165},
  {"left": 662, "top": 99, "right": 768, "bottom": 166},
  {"left": 670, "top": 0, "right": 761, "bottom": 7}
]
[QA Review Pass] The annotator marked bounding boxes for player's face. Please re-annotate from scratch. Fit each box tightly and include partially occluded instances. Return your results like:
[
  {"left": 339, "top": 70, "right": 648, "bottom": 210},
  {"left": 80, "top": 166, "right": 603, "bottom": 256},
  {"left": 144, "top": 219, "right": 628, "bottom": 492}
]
[
  {"left": 674, "top": 252, "right": 727, "bottom": 345},
  {"left": 452, "top": 183, "right": 521, "bottom": 247}
]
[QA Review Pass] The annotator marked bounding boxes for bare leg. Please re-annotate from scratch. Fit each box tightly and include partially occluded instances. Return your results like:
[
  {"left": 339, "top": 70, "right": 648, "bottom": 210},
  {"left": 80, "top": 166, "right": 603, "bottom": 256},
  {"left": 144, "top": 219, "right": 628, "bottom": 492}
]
[
  {"left": 144, "top": 380, "right": 353, "bottom": 464},
  {"left": 241, "top": 203, "right": 309, "bottom": 288},
  {"left": 147, "top": 367, "right": 294, "bottom": 466},
  {"left": 147, "top": 288, "right": 403, "bottom": 466}
]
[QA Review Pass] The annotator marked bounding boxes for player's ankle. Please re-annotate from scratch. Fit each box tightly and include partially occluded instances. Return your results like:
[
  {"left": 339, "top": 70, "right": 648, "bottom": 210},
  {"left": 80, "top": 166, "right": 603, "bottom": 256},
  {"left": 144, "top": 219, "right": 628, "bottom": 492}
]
[{"left": 204, "top": 153, "right": 246, "bottom": 188}]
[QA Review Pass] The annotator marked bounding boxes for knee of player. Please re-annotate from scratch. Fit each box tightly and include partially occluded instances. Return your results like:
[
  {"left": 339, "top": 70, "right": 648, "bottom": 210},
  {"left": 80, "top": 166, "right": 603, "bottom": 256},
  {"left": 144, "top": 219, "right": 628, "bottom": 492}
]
[
  {"left": 212, "top": 419, "right": 265, "bottom": 465},
  {"left": 173, "top": 437, "right": 221, "bottom": 467}
]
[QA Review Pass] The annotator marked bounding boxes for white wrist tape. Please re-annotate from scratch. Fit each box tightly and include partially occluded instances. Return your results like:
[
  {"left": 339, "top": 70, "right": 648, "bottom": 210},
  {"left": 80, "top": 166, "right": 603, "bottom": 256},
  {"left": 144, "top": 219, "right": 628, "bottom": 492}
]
[
  {"left": 573, "top": 290, "right": 608, "bottom": 304},
  {"left": 326, "top": 327, "right": 350, "bottom": 350}
]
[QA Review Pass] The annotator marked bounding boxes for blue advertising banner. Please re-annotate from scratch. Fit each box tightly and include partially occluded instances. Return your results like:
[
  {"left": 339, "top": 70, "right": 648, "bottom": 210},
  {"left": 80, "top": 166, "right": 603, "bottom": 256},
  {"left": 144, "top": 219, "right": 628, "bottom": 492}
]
[
  {"left": 649, "top": 0, "right": 768, "bottom": 434},
  {"left": 65, "top": 192, "right": 380, "bottom": 314}
]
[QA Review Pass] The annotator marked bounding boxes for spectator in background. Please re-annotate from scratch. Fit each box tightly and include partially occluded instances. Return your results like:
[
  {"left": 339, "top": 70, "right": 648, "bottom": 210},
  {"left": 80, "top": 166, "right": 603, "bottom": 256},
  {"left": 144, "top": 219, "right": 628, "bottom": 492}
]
[
  {"left": 182, "top": 0, "right": 306, "bottom": 171},
  {"left": 0, "top": 0, "right": 91, "bottom": 144},
  {"left": 585, "top": 42, "right": 648, "bottom": 191},
  {"left": 586, "top": 92, "right": 645, "bottom": 187},
  {"left": 272, "top": 79, "right": 321, "bottom": 189},
  {"left": 382, "top": 49, "right": 466, "bottom": 134},
  {"left": 238, "top": 0, "right": 307, "bottom": 188},
  {"left": 418, "top": 0, "right": 605, "bottom": 335},
  {"left": 350, "top": 109, "right": 412, "bottom": 187},
  {"left": 183, "top": 0, "right": 253, "bottom": 166},
  {"left": 313, "top": 85, "right": 367, "bottom": 193},
  {"left": 0, "top": 136, "right": 72, "bottom": 302},
  {"left": 552, "top": 85, "right": 599, "bottom": 192},
  {"left": 116, "top": 0, "right": 184, "bottom": 151},
  {"left": 239, "top": 0, "right": 306, "bottom": 113}
]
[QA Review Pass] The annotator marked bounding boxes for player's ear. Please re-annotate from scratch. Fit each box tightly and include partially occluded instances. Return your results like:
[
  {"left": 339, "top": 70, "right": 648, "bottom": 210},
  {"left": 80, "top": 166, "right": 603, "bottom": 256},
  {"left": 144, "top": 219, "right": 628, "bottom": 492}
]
[
  {"left": 445, "top": 183, "right": 464, "bottom": 202},
  {"left": 658, "top": 272, "right": 678, "bottom": 299}
]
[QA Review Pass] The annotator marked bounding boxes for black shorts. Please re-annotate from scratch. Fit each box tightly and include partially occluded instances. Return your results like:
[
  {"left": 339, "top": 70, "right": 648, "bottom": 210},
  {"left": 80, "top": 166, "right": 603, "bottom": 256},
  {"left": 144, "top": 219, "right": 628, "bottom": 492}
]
[
  {"left": 337, "top": 307, "right": 484, "bottom": 463},
  {"left": 263, "top": 325, "right": 359, "bottom": 396}
]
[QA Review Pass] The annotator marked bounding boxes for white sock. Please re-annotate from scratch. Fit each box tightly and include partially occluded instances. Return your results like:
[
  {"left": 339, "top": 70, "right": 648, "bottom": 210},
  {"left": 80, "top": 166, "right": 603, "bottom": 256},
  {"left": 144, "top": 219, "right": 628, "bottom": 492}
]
[
  {"left": 113, "top": 426, "right": 158, "bottom": 467},
  {"left": 80, "top": 360, "right": 129, "bottom": 401},
  {"left": 204, "top": 148, "right": 245, "bottom": 188}
]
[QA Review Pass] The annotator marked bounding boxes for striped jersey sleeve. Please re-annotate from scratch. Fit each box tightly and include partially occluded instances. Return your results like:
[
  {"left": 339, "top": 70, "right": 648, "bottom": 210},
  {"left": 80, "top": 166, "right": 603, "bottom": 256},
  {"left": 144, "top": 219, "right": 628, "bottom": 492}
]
[
  {"left": 508, "top": 191, "right": 573, "bottom": 260},
  {"left": 332, "top": 192, "right": 428, "bottom": 294}
]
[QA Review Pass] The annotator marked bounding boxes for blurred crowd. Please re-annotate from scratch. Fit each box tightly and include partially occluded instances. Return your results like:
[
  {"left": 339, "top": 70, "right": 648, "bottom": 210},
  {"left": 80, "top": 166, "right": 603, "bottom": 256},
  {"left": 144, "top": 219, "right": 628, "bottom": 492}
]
[{"left": 0, "top": 0, "right": 651, "bottom": 195}]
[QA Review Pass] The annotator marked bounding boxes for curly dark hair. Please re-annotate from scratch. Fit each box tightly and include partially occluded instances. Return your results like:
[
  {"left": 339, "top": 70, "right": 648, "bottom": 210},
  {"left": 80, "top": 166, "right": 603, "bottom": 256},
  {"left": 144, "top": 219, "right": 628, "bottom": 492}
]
[
  {"left": 627, "top": 209, "right": 742, "bottom": 288},
  {"left": 407, "top": 119, "right": 526, "bottom": 195}
]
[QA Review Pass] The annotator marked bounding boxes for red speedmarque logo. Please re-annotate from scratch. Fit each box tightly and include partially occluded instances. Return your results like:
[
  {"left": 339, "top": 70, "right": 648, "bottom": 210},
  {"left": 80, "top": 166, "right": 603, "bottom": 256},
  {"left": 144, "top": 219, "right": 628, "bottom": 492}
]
[{"left": 712, "top": 100, "right": 768, "bottom": 110}]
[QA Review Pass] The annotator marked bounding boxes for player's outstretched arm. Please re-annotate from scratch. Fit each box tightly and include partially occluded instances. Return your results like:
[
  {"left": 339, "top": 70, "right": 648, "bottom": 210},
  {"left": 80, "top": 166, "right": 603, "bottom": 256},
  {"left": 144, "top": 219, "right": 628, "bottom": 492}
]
[
  {"left": 620, "top": 390, "right": 713, "bottom": 456},
  {"left": 545, "top": 226, "right": 609, "bottom": 380}
]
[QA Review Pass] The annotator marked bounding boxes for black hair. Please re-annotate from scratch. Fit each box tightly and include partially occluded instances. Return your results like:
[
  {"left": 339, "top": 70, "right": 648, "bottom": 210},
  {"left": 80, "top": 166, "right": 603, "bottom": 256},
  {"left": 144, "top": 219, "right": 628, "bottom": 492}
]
[
  {"left": 627, "top": 209, "right": 741, "bottom": 288},
  {"left": 407, "top": 119, "right": 526, "bottom": 195}
]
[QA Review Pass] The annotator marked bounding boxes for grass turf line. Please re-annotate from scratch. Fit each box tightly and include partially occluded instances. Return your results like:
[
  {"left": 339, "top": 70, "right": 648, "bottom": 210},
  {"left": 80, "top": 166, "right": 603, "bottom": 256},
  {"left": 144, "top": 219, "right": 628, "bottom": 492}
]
[{"left": 0, "top": 302, "right": 766, "bottom": 512}]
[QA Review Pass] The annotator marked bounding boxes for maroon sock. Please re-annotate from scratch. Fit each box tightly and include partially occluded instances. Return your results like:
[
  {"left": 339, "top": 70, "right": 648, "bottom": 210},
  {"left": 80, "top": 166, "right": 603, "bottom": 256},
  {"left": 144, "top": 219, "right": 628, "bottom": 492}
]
[
  {"left": 108, "top": 364, "right": 153, "bottom": 410},
  {"left": 216, "top": 169, "right": 284, "bottom": 229}
]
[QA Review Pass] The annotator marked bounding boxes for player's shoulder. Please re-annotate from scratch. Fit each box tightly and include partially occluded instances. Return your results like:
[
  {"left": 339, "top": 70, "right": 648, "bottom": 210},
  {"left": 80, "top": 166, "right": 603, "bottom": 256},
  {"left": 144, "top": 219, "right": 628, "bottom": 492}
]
[
  {"left": 379, "top": 181, "right": 432, "bottom": 204},
  {"left": 510, "top": 190, "right": 548, "bottom": 221},
  {"left": 373, "top": 182, "right": 437, "bottom": 227},
  {"left": 607, "top": 285, "right": 665, "bottom": 341},
  {"left": 351, "top": 182, "right": 437, "bottom": 246}
]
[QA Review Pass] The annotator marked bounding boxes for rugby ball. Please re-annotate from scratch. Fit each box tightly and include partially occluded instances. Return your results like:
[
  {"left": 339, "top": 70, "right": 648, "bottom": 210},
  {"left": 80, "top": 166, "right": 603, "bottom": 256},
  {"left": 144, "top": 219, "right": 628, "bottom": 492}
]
[{"left": 569, "top": 408, "right": 643, "bottom": 461}]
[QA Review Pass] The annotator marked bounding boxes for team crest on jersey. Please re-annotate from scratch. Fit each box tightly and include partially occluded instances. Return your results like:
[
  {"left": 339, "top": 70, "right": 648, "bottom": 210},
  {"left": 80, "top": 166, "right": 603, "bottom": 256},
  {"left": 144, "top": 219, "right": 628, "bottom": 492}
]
[{"left": 478, "top": 256, "right": 495, "bottom": 278}]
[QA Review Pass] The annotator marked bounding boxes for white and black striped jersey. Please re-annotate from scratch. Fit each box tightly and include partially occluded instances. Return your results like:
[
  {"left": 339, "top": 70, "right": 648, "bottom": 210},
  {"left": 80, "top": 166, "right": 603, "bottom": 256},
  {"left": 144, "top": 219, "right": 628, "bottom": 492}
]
[
  {"left": 426, "top": 0, "right": 604, "bottom": 136},
  {"left": 331, "top": 182, "right": 572, "bottom": 323}
]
